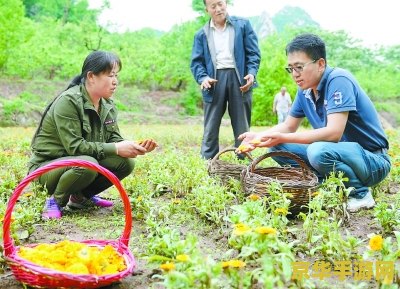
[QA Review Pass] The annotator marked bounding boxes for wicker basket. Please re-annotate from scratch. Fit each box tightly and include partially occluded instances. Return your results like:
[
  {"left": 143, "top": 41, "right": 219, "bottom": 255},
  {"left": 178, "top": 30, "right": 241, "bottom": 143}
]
[
  {"left": 208, "top": 147, "right": 253, "bottom": 184},
  {"left": 240, "top": 151, "right": 319, "bottom": 214},
  {"left": 2, "top": 159, "right": 136, "bottom": 289}
]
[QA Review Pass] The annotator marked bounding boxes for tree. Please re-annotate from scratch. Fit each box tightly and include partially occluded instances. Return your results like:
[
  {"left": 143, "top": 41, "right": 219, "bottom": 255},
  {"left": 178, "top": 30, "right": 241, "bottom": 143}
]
[
  {"left": 23, "top": 0, "right": 99, "bottom": 25},
  {"left": 0, "top": 0, "right": 27, "bottom": 70},
  {"left": 102, "top": 28, "right": 163, "bottom": 88},
  {"left": 252, "top": 32, "right": 295, "bottom": 126}
]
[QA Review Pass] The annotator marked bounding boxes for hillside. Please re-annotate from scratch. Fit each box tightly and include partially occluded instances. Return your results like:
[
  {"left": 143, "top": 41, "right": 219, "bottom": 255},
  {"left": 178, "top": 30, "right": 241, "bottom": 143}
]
[
  {"left": 0, "top": 79, "right": 202, "bottom": 127},
  {"left": 249, "top": 6, "right": 320, "bottom": 38},
  {"left": 0, "top": 79, "right": 397, "bottom": 129}
]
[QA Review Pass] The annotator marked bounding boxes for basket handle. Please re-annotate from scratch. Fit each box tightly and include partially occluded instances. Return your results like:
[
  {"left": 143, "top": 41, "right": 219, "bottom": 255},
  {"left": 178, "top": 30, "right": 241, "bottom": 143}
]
[
  {"left": 249, "top": 150, "right": 312, "bottom": 179},
  {"left": 3, "top": 159, "right": 133, "bottom": 256},
  {"left": 211, "top": 146, "right": 253, "bottom": 162}
]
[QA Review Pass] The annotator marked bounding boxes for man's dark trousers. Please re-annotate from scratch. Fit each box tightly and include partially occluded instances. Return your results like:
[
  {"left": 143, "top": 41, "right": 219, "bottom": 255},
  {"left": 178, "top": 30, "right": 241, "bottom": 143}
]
[{"left": 201, "top": 68, "right": 252, "bottom": 159}]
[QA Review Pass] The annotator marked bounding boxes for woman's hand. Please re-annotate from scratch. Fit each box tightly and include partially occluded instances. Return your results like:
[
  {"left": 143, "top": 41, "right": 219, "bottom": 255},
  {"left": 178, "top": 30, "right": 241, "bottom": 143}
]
[
  {"left": 116, "top": 139, "right": 158, "bottom": 158},
  {"left": 138, "top": 139, "right": 158, "bottom": 153},
  {"left": 115, "top": 140, "right": 146, "bottom": 158}
]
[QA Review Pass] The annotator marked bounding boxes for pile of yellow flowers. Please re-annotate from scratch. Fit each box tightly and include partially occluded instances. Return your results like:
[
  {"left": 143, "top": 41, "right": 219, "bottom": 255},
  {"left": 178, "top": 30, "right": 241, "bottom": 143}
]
[{"left": 17, "top": 240, "right": 126, "bottom": 275}]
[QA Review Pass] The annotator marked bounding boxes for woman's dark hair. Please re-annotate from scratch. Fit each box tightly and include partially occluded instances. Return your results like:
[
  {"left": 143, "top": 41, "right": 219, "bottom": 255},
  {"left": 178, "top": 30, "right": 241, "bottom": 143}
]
[
  {"left": 285, "top": 33, "right": 326, "bottom": 62},
  {"left": 67, "top": 50, "right": 122, "bottom": 90}
]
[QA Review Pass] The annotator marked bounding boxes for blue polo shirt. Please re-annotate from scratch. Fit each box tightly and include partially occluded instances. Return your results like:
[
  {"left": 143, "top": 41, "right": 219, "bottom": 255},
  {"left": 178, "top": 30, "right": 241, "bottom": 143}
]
[{"left": 290, "top": 66, "right": 389, "bottom": 152}]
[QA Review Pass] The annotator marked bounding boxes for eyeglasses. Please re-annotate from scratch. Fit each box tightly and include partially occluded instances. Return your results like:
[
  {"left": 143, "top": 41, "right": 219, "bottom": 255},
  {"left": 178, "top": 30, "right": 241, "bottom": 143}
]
[{"left": 285, "top": 60, "right": 316, "bottom": 74}]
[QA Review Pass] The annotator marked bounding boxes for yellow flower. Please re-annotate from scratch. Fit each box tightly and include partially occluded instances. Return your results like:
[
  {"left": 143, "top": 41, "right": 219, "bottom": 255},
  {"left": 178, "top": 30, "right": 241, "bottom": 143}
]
[
  {"left": 248, "top": 194, "right": 261, "bottom": 201},
  {"left": 369, "top": 235, "right": 383, "bottom": 251},
  {"left": 176, "top": 254, "right": 189, "bottom": 262},
  {"left": 274, "top": 208, "right": 288, "bottom": 215},
  {"left": 65, "top": 263, "right": 89, "bottom": 274},
  {"left": 221, "top": 259, "right": 246, "bottom": 269},
  {"left": 49, "top": 250, "right": 67, "bottom": 265},
  {"left": 172, "top": 199, "right": 181, "bottom": 204},
  {"left": 233, "top": 223, "right": 251, "bottom": 235},
  {"left": 237, "top": 144, "right": 250, "bottom": 153},
  {"left": 22, "top": 192, "right": 34, "bottom": 198},
  {"left": 102, "top": 264, "right": 119, "bottom": 275},
  {"left": 78, "top": 247, "right": 92, "bottom": 266},
  {"left": 136, "top": 195, "right": 143, "bottom": 202},
  {"left": 254, "top": 226, "right": 277, "bottom": 235},
  {"left": 312, "top": 191, "right": 320, "bottom": 196},
  {"left": 160, "top": 262, "right": 175, "bottom": 272},
  {"left": 229, "top": 259, "right": 246, "bottom": 268},
  {"left": 221, "top": 261, "right": 231, "bottom": 268}
]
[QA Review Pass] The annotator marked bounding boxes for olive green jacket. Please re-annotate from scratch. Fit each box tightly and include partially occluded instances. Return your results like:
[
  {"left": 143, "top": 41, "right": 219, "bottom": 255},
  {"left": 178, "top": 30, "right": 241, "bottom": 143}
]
[{"left": 29, "top": 85, "right": 122, "bottom": 171}]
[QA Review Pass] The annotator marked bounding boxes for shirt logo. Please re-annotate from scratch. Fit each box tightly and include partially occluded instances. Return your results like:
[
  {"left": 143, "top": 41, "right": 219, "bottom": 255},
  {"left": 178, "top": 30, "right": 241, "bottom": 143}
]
[
  {"left": 104, "top": 119, "right": 115, "bottom": 125},
  {"left": 333, "top": 91, "right": 343, "bottom": 105}
]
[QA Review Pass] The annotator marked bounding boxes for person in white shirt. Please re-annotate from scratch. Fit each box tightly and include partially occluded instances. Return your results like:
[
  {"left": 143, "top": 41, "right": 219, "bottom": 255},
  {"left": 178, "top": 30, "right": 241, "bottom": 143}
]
[{"left": 273, "top": 86, "right": 292, "bottom": 123}]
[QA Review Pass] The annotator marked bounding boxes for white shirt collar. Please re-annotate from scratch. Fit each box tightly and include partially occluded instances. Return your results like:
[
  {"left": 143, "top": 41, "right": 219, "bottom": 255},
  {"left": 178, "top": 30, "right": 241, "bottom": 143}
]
[{"left": 210, "top": 20, "right": 227, "bottom": 31}]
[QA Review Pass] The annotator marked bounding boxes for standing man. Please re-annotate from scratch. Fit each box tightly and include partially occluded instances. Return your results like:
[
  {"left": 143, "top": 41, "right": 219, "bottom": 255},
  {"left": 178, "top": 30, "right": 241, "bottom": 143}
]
[
  {"left": 273, "top": 86, "right": 292, "bottom": 123},
  {"left": 238, "top": 34, "right": 391, "bottom": 212},
  {"left": 190, "top": 0, "right": 261, "bottom": 159}
]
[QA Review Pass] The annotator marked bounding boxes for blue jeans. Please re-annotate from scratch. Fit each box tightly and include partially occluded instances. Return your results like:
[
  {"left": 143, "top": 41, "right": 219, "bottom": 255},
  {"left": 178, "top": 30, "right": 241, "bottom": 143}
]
[
  {"left": 277, "top": 111, "right": 288, "bottom": 124},
  {"left": 270, "top": 142, "right": 391, "bottom": 198}
]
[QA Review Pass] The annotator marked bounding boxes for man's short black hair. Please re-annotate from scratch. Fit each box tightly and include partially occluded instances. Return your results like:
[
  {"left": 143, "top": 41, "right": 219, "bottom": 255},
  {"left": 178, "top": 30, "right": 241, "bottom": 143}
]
[{"left": 286, "top": 33, "right": 326, "bottom": 61}]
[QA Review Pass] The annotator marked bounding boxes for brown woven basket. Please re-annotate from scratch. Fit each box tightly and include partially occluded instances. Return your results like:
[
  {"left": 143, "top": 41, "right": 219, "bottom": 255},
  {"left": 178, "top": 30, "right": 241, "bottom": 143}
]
[
  {"left": 240, "top": 151, "right": 319, "bottom": 214},
  {"left": 208, "top": 147, "right": 253, "bottom": 184}
]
